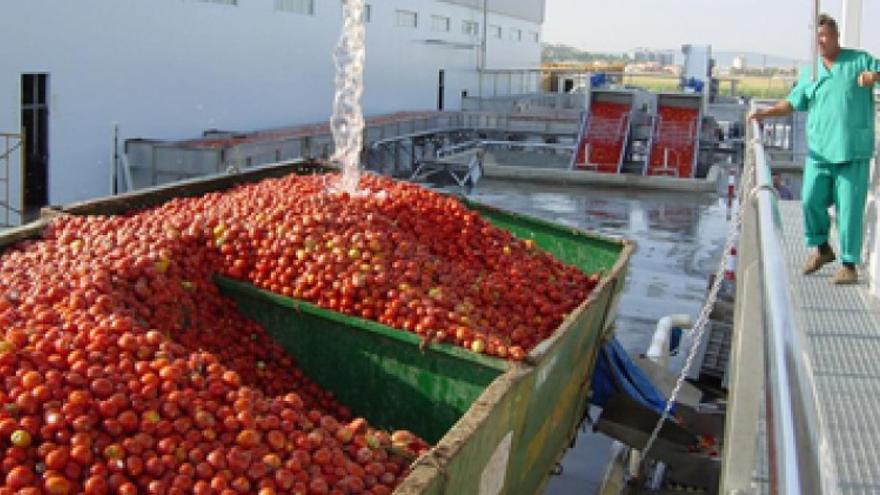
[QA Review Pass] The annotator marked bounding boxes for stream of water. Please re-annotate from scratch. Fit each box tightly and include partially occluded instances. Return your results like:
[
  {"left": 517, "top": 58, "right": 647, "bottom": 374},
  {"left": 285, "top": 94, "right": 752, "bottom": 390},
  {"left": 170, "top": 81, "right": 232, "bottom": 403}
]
[{"left": 330, "top": 0, "right": 366, "bottom": 194}]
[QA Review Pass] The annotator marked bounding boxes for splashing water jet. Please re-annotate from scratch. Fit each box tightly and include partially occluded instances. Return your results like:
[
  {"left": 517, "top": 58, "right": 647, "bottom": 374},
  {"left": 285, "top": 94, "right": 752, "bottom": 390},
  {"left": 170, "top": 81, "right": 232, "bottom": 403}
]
[{"left": 330, "top": 0, "right": 366, "bottom": 195}]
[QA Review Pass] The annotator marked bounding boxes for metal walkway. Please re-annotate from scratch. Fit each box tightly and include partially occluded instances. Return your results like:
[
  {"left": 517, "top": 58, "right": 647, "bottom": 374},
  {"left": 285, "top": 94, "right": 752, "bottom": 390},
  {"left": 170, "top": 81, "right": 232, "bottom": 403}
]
[{"left": 778, "top": 200, "right": 880, "bottom": 493}]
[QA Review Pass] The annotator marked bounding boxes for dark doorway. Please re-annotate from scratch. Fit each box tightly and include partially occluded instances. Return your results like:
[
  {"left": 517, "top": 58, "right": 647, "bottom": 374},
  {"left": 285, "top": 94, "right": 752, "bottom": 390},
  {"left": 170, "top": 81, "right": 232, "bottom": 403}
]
[
  {"left": 21, "top": 73, "right": 49, "bottom": 210},
  {"left": 563, "top": 78, "right": 574, "bottom": 93},
  {"left": 437, "top": 69, "right": 445, "bottom": 111}
]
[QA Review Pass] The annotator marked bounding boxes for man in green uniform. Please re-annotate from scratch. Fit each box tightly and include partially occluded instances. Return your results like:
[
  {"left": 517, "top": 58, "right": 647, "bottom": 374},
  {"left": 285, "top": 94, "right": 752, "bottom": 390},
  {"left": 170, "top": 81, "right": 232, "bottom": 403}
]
[{"left": 750, "top": 14, "right": 879, "bottom": 284}]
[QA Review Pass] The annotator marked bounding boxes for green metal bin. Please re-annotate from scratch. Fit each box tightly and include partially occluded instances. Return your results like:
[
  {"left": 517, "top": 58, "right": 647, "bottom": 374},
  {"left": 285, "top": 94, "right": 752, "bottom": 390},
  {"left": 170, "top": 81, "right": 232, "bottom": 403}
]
[{"left": 211, "top": 197, "right": 632, "bottom": 495}]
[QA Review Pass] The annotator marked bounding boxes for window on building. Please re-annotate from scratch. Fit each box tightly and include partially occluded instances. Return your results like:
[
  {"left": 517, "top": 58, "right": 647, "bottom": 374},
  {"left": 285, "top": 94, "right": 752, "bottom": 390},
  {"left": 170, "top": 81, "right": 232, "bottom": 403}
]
[
  {"left": 275, "top": 0, "right": 313, "bottom": 14},
  {"left": 197, "top": 0, "right": 237, "bottom": 5},
  {"left": 431, "top": 15, "right": 450, "bottom": 32},
  {"left": 462, "top": 20, "right": 479, "bottom": 36},
  {"left": 396, "top": 10, "right": 418, "bottom": 28},
  {"left": 510, "top": 28, "right": 522, "bottom": 41},
  {"left": 490, "top": 25, "right": 502, "bottom": 39},
  {"left": 530, "top": 31, "right": 539, "bottom": 43}
]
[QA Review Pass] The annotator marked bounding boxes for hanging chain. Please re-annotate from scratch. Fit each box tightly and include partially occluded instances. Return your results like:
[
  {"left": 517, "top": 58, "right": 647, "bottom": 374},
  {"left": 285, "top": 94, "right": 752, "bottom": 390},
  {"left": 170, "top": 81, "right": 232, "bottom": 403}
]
[{"left": 638, "top": 146, "right": 756, "bottom": 469}]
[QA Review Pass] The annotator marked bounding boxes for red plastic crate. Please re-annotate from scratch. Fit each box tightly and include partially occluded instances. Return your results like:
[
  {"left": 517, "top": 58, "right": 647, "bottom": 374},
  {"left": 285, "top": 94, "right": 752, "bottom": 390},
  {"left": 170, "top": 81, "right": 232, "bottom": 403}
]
[
  {"left": 574, "top": 102, "right": 629, "bottom": 173},
  {"left": 647, "top": 106, "right": 699, "bottom": 178}
]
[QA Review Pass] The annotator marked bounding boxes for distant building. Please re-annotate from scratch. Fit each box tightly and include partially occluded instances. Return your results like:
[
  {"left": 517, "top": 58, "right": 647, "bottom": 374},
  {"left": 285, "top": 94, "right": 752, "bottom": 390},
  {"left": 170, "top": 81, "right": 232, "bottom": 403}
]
[
  {"left": 624, "top": 61, "right": 665, "bottom": 73},
  {"left": 732, "top": 55, "right": 747, "bottom": 71},
  {"left": 629, "top": 47, "right": 675, "bottom": 66}
]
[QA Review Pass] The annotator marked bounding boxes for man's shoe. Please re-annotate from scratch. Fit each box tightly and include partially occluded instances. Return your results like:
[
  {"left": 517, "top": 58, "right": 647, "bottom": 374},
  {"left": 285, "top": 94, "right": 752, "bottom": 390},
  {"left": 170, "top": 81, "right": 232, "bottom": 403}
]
[
  {"left": 802, "top": 250, "right": 836, "bottom": 274},
  {"left": 832, "top": 266, "right": 858, "bottom": 285}
]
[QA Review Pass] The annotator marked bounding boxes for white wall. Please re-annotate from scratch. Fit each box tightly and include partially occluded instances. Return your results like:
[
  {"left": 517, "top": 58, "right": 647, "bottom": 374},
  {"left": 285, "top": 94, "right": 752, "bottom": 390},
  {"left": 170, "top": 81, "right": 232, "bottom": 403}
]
[
  {"left": 483, "top": 15, "right": 542, "bottom": 69},
  {"left": 1, "top": 0, "right": 542, "bottom": 211},
  {"left": 439, "top": 0, "right": 545, "bottom": 24}
]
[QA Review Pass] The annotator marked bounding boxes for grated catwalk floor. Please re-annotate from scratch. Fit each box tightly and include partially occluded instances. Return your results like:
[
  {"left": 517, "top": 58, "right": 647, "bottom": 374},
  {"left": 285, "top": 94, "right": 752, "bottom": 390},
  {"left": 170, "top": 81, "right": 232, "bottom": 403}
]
[{"left": 762, "top": 200, "right": 880, "bottom": 494}]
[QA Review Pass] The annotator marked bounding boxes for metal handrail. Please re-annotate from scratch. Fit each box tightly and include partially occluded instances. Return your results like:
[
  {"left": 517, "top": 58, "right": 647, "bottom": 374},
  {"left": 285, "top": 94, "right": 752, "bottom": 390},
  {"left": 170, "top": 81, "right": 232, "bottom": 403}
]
[
  {"left": 435, "top": 140, "right": 575, "bottom": 160},
  {"left": 749, "top": 109, "right": 839, "bottom": 494}
]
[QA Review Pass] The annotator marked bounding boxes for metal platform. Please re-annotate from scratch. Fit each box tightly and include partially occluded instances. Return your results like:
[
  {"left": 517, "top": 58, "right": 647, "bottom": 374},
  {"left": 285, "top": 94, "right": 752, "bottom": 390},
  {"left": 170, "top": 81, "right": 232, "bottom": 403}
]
[{"left": 775, "top": 200, "right": 880, "bottom": 493}]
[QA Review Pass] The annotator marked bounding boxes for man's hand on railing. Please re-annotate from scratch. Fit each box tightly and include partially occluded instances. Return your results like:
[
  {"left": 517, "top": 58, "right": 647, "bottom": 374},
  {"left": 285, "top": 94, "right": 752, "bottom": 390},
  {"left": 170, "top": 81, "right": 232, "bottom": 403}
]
[
  {"left": 857, "top": 71, "right": 879, "bottom": 87},
  {"left": 748, "top": 100, "right": 794, "bottom": 125}
]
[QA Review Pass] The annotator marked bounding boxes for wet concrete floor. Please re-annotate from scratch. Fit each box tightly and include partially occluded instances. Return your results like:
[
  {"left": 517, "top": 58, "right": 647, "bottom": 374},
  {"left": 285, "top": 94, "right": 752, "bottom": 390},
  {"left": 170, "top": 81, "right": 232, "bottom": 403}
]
[{"left": 462, "top": 178, "right": 732, "bottom": 493}]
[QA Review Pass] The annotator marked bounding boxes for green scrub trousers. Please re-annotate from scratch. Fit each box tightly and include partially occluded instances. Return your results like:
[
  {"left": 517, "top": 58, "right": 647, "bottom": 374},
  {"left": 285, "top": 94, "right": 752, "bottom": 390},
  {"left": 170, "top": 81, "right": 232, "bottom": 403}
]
[
  {"left": 786, "top": 48, "right": 879, "bottom": 264},
  {"left": 801, "top": 159, "right": 870, "bottom": 264}
]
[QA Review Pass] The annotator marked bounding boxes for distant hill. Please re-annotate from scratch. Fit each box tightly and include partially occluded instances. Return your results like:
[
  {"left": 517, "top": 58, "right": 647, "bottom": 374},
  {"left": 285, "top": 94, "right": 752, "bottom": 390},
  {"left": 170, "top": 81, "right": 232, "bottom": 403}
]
[
  {"left": 542, "top": 43, "right": 806, "bottom": 69},
  {"left": 542, "top": 43, "right": 627, "bottom": 64}
]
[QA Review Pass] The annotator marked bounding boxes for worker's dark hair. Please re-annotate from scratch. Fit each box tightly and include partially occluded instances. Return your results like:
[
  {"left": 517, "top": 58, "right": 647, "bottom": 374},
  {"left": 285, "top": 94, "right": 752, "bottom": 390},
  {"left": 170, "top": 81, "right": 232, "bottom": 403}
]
[{"left": 817, "top": 14, "right": 838, "bottom": 35}]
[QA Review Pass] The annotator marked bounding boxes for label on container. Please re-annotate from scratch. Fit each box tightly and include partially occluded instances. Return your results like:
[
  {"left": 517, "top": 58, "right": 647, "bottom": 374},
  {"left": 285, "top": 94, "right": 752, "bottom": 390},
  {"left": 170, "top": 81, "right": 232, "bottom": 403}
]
[
  {"left": 536, "top": 354, "right": 558, "bottom": 389},
  {"left": 479, "top": 431, "right": 513, "bottom": 495}
]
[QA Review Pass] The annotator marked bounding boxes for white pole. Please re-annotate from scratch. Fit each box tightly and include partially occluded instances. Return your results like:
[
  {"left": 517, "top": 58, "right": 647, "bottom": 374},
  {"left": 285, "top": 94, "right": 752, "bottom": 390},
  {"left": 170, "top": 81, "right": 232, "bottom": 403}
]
[
  {"left": 810, "top": 0, "right": 818, "bottom": 81},
  {"left": 841, "top": 0, "right": 863, "bottom": 47},
  {"left": 479, "top": 0, "right": 487, "bottom": 99}
]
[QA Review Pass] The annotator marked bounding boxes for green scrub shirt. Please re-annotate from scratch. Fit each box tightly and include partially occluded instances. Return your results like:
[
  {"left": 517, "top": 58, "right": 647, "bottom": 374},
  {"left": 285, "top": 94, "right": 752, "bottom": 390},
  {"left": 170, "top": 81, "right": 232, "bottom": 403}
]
[{"left": 787, "top": 48, "right": 878, "bottom": 163}]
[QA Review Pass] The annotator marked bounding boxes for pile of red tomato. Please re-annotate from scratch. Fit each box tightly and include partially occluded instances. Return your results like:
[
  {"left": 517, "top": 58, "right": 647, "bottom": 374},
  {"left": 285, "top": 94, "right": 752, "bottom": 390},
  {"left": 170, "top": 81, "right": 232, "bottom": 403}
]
[
  {"left": 212, "top": 174, "right": 598, "bottom": 358},
  {"left": 0, "top": 173, "right": 597, "bottom": 493}
]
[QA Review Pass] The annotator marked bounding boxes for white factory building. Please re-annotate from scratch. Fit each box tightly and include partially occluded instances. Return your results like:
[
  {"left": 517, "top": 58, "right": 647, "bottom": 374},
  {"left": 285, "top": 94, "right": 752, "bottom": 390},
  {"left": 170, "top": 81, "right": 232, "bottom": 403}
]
[{"left": 1, "top": 0, "right": 545, "bottom": 222}]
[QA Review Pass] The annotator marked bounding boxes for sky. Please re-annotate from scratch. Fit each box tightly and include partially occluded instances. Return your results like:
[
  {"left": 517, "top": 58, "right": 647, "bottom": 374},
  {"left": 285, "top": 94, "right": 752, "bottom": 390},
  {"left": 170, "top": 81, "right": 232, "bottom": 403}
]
[{"left": 543, "top": 0, "right": 880, "bottom": 61}]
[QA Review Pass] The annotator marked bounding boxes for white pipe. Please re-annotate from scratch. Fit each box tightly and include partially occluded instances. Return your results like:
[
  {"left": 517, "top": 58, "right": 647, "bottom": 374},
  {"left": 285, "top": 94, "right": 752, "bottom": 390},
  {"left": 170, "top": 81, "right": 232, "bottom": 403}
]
[
  {"left": 623, "top": 313, "right": 694, "bottom": 484},
  {"left": 646, "top": 314, "right": 694, "bottom": 367},
  {"left": 597, "top": 441, "right": 630, "bottom": 494},
  {"left": 650, "top": 462, "right": 667, "bottom": 489},
  {"left": 628, "top": 448, "right": 641, "bottom": 479}
]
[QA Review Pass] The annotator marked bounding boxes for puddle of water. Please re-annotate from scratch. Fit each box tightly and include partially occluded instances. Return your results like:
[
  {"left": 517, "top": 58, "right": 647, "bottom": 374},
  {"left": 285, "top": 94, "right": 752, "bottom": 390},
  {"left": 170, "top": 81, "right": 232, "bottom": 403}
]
[{"left": 467, "top": 179, "right": 731, "bottom": 354}]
